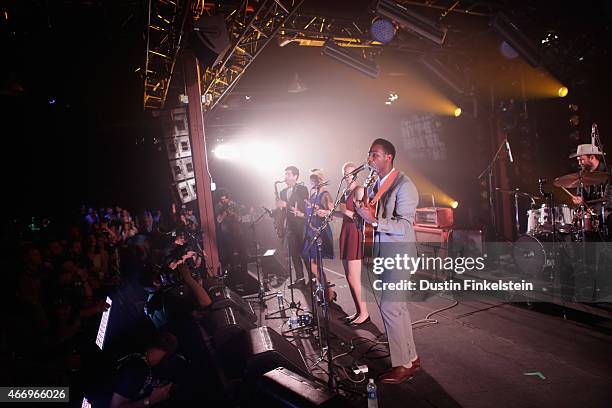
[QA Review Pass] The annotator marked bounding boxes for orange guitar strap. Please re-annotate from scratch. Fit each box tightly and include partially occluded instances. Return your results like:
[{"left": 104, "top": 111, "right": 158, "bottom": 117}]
[{"left": 369, "top": 169, "right": 399, "bottom": 207}]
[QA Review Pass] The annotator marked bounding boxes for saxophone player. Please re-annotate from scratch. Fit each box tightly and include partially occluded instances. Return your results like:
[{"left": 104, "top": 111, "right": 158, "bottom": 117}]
[{"left": 276, "top": 166, "right": 310, "bottom": 287}]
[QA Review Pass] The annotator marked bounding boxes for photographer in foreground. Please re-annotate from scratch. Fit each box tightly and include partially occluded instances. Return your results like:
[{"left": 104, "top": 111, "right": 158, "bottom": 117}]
[{"left": 109, "top": 331, "right": 178, "bottom": 408}]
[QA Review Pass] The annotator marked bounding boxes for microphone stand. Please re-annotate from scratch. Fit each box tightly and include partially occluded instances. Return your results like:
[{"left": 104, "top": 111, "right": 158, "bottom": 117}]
[
  {"left": 478, "top": 139, "right": 511, "bottom": 241},
  {"left": 303, "top": 177, "right": 352, "bottom": 392},
  {"left": 266, "top": 203, "right": 304, "bottom": 320},
  {"left": 591, "top": 124, "right": 610, "bottom": 239},
  {"left": 242, "top": 210, "right": 277, "bottom": 306},
  {"left": 592, "top": 125, "right": 608, "bottom": 172}
]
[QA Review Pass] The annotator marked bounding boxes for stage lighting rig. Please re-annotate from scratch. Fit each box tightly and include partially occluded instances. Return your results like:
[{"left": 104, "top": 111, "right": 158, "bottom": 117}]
[
  {"left": 490, "top": 12, "right": 542, "bottom": 68},
  {"left": 375, "top": 0, "right": 448, "bottom": 45},
  {"left": 322, "top": 40, "right": 380, "bottom": 79},
  {"left": 202, "top": 0, "right": 304, "bottom": 112}
]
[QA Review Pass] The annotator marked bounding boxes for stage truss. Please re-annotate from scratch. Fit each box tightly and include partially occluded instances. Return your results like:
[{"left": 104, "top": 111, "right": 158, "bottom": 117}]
[{"left": 143, "top": 0, "right": 496, "bottom": 111}]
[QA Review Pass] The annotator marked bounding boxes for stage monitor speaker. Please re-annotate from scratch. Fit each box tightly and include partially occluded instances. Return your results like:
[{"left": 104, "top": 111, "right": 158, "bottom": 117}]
[
  {"left": 200, "top": 306, "right": 256, "bottom": 352},
  {"left": 190, "top": 15, "right": 231, "bottom": 68},
  {"left": 208, "top": 285, "right": 257, "bottom": 323},
  {"left": 258, "top": 367, "right": 353, "bottom": 408},
  {"left": 245, "top": 326, "right": 309, "bottom": 379},
  {"left": 260, "top": 249, "right": 288, "bottom": 279}
]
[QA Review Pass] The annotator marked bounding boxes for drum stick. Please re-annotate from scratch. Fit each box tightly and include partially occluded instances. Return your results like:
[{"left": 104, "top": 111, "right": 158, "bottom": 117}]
[{"left": 560, "top": 187, "right": 574, "bottom": 197}]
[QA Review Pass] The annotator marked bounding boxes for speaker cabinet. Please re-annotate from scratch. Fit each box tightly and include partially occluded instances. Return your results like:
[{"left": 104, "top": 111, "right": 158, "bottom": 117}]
[
  {"left": 245, "top": 326, "right": 309, "bottom": 378},
  {"left": 200, "top": 306, "right": 256, "bottom": 353},
  {"left": 208, "top": 285, "right": 257, "bottom": 323},
  {"left": 258, "top": 367, "right": 352, "bottom": 408},
  {"left": 414, "top": 225, "right": 450, "bottom": 258}
]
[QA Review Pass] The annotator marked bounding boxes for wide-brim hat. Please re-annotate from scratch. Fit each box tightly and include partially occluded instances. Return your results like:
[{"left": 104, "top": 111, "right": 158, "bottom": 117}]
[{"left": 569, "top": 144, "right": 604, "bottom": 158}]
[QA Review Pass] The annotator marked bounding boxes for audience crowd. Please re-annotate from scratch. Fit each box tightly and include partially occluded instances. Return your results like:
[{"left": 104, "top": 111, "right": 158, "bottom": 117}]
[{"left": 2, "top": 202, "right": 211, "bottom": 407}]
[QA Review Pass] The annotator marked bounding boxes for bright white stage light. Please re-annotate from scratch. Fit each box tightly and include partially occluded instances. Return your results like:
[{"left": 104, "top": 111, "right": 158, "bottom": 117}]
[
  {"left": 213, "top": 140, "right": 284, "bottom": 177},
  {"left": 213, "top": 144, "right": 240, "bottom": 160}
]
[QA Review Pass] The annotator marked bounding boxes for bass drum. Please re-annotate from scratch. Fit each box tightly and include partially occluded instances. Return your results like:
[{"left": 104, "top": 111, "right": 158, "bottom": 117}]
[{"left": 513, "top": 233, "right": 554, "bottom": 279}]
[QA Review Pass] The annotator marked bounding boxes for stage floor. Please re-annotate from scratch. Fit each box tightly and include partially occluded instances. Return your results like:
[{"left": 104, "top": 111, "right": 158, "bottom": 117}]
[{"left": 247, "top": 258, "right": 612, "bottom": 408}]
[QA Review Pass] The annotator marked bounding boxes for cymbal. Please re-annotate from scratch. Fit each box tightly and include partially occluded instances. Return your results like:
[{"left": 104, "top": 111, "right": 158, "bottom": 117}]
[{"left": 552, "top": 171, "right": 610, "bottom": 189}]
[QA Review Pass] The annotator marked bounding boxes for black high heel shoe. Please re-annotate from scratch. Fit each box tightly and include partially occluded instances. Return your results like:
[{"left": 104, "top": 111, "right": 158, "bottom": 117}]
[{"left": 347, "top": 316, "right": 371, "bottom": 327}]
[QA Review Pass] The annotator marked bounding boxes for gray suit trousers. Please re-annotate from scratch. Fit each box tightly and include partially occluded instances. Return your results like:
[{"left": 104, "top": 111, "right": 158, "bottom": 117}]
[{"left": 379, "top": 265, "right": 417, "bottom": 367}]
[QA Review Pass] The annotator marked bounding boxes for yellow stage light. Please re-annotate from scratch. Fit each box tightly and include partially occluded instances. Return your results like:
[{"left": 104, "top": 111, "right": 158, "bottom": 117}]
[
  {"left": 558, "top": 86, "right": 568, "bottom": 97},
  {"left": 454, "top": 107, "right": 462, "bottom": 117},
  {"left": 451, "top": 201, "right": 459, "bottom": 209}
]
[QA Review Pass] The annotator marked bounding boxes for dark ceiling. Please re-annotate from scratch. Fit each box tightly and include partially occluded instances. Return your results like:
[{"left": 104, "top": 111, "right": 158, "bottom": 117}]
[{"left": 0, "top": 0, "right": 610, "bottom": 214}]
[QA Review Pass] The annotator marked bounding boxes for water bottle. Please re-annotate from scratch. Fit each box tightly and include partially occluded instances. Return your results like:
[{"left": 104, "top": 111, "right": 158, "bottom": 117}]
[
  {"left": 277, "top": 292, "right": 285, "bottom": 310},
  {"left": 367, "top": 378, "right": 378, "bottom": 408}
]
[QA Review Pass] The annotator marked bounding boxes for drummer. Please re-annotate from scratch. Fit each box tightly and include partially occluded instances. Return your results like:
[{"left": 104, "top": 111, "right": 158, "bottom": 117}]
[
  {"left": 568, "top": 143, "right": 611, "bottom": 239},
  {"left": 569, "top": 144, "right": 607, "bottom": 206}
]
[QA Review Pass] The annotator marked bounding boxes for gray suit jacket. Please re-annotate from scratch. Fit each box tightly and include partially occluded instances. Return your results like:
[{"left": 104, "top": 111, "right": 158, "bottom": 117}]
[{"left": 371, "top": 171, "right": 419, "bottom": 257}]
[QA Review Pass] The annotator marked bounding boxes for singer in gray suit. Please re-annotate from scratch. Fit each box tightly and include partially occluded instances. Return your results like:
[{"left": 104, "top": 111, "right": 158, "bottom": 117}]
[{"left": 355, "top": 138, "right": 420, "bottom": 384}]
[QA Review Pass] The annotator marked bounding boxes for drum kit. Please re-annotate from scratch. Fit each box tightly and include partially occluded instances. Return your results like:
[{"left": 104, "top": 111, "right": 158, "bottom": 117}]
[{"left": 510, "top": 170, "right": 611, "bottom": 279}]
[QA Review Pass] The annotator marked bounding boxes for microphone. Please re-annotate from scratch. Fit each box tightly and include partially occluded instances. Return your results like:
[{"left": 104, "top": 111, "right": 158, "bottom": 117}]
[
  {"left": 505, "top": 139, "right": 514, "bottom": 163},
  {"left": 345, "top": 163, "right": 370, "bottom": 178}
]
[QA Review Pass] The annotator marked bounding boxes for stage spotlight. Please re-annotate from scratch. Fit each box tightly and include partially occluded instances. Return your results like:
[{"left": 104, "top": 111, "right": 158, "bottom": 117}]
[
  {"left": 451, "top": 201, "right": 459, "bottom": 209},
  {"left": 454, "top": 107, "right": 462, "bottom": 117},
  {"left": 322, "top": 40, "right": 379, "bottom": 79},
  {"left": 490, "top": 12, "right": 541, "bottom": 68},
  {"left": 376, "top": 0, "right": 448, "bottom": 45},
  {"left": 213, "top": 143, "right": 239, "bottom": 160},
  {"left": 558, "top": 86, "right": 568, "bottom": 97},
  {"left": 370, "top": 17, "right": 396, "bottom": 44}
]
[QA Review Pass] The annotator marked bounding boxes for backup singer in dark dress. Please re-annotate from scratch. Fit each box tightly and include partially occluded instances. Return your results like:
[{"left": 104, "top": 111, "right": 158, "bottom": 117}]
[
  {"left": 337, "top": 162, "right": 369, "bottom": 325},
  {"left": 301, "top": 169, "right": 336, "bottom": 302}
]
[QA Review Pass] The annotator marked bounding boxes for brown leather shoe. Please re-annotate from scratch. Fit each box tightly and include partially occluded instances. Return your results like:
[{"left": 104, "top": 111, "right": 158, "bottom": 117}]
[
  {"left": 411, "top": 357, "right": 421, "bottom": 369},
  {"left": 378, "top": 365, "right": 418, "bottom": 384}
]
